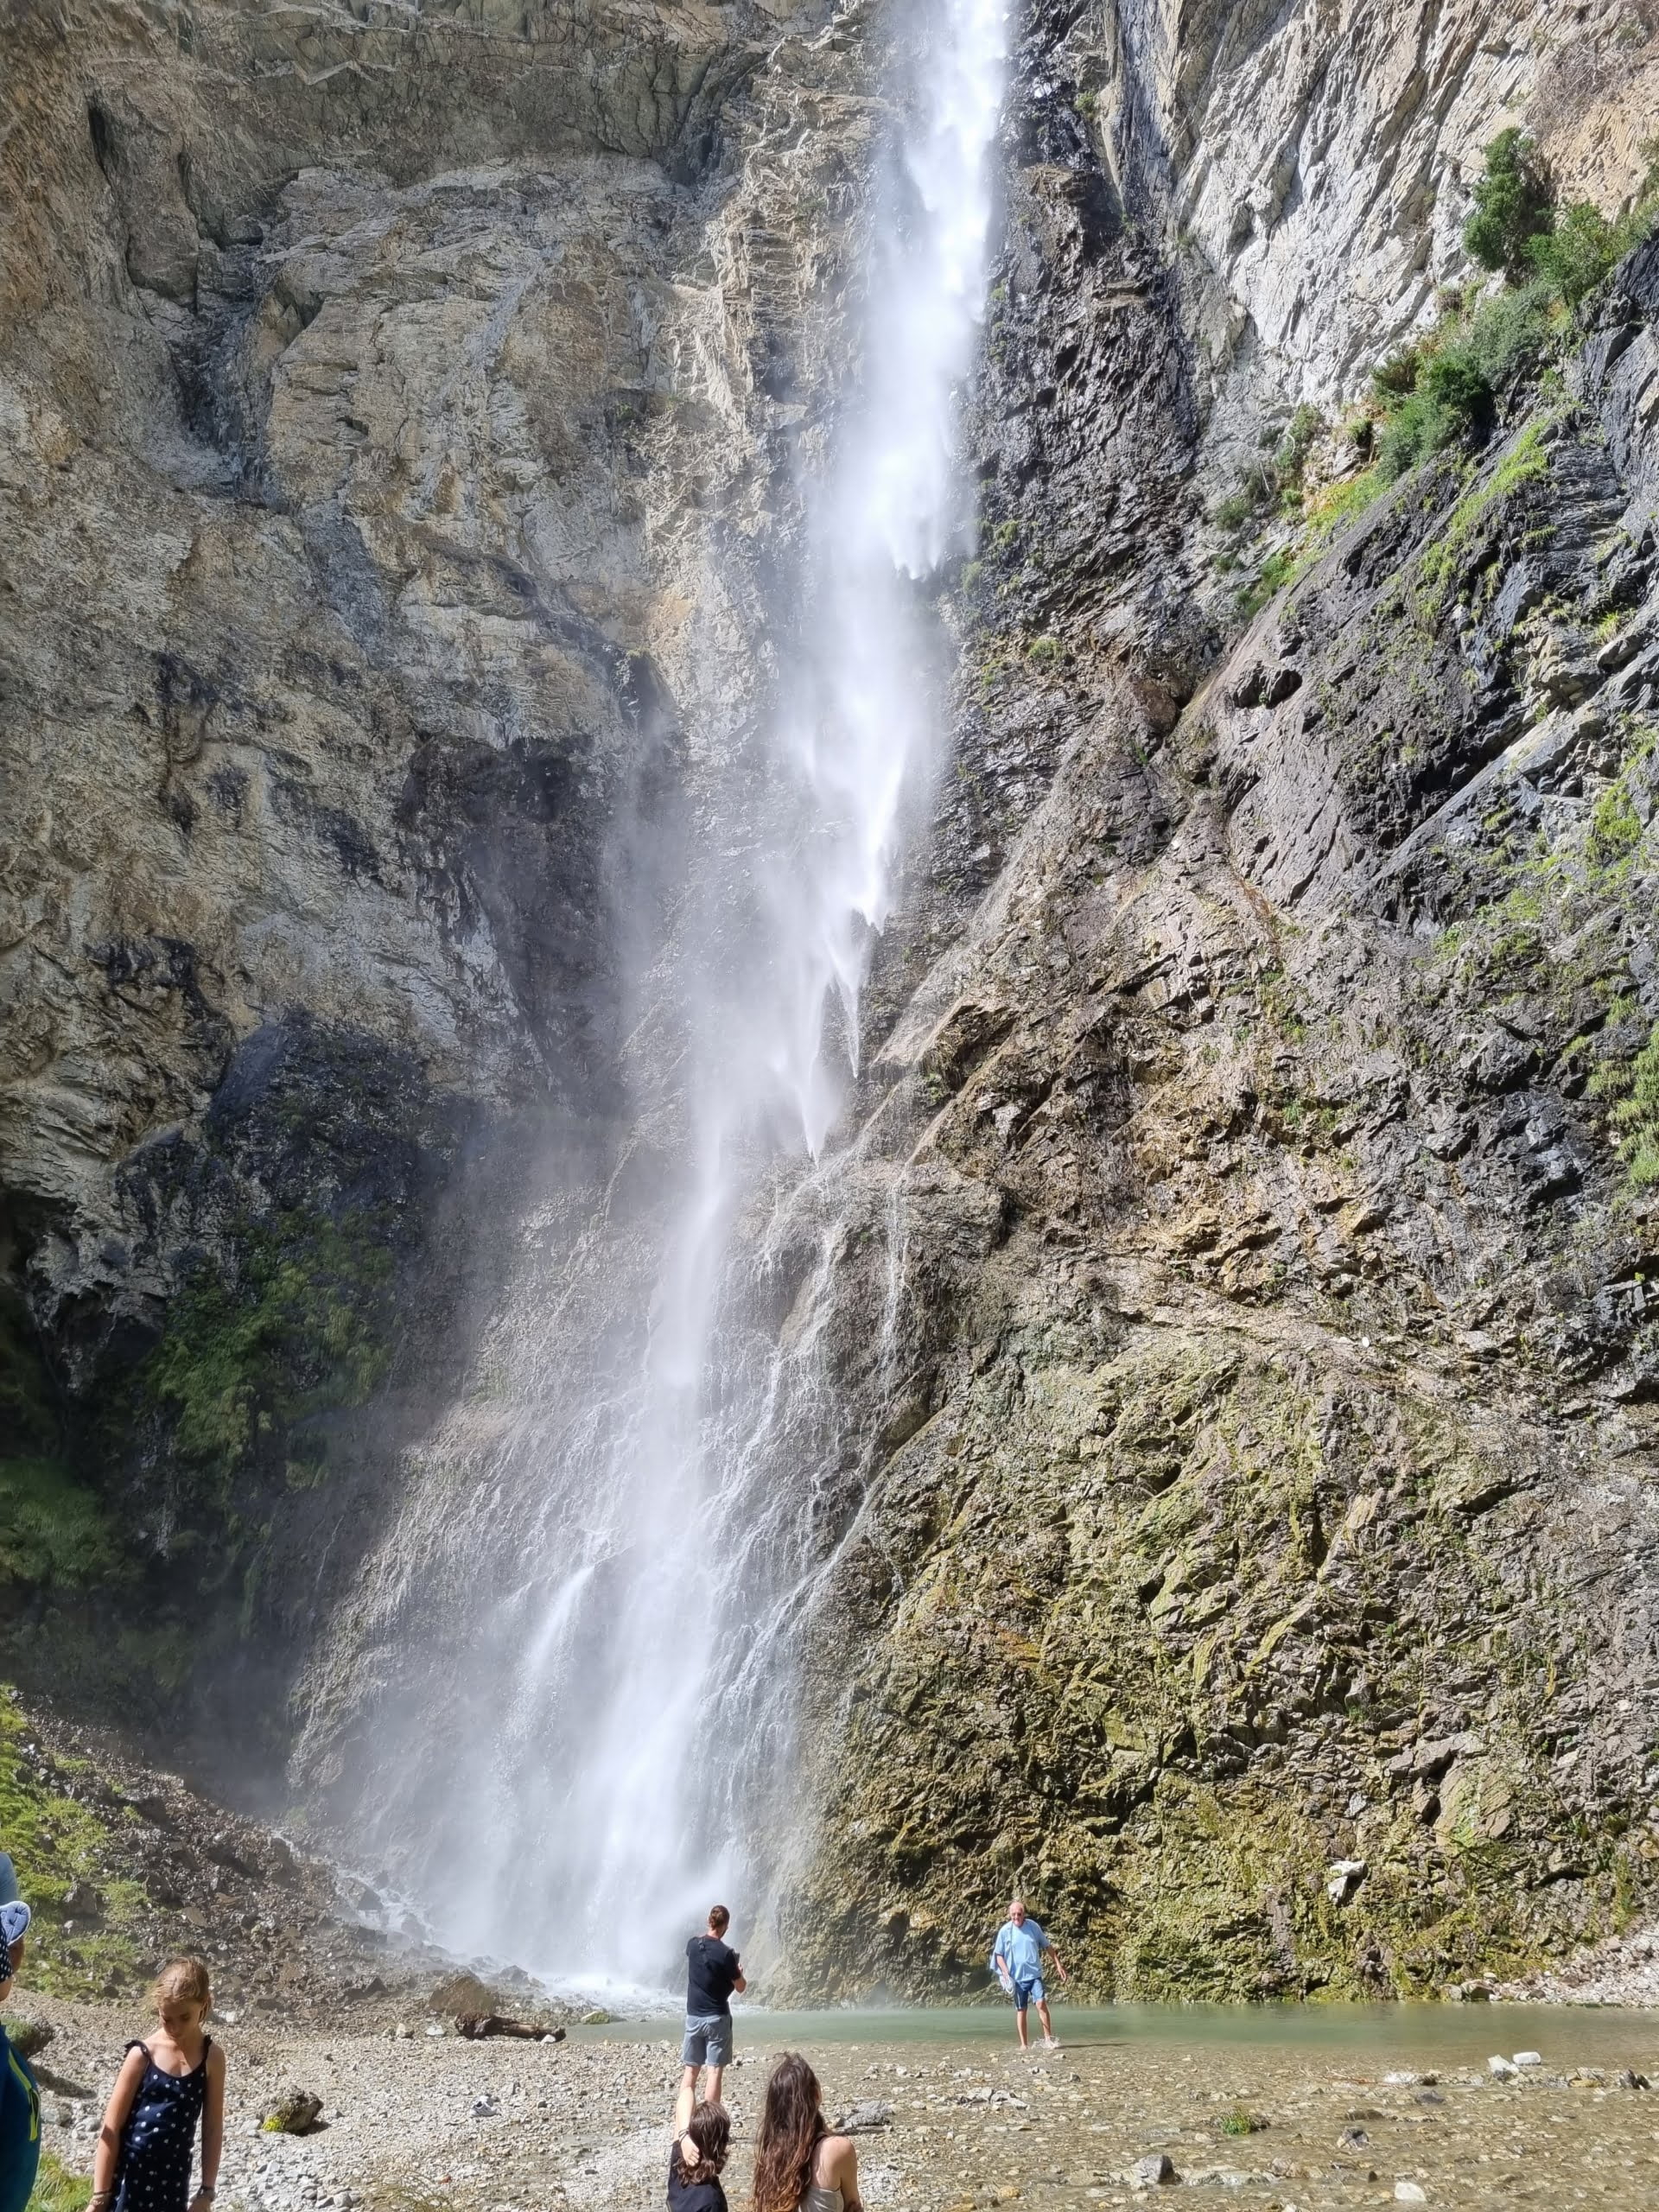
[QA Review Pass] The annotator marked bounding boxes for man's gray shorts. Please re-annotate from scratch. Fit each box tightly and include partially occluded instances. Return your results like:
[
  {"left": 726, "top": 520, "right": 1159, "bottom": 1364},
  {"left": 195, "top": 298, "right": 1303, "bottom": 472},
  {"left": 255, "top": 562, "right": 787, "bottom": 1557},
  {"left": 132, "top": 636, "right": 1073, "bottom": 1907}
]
[{"left": 682, "top": 2012, "right": 733, "bottom": 2068}]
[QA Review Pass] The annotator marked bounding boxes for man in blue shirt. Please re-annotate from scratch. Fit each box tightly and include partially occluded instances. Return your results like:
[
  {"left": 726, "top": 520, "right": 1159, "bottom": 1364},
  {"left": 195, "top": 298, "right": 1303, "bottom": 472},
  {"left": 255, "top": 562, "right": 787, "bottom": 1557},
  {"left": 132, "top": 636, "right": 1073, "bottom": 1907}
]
[
  {"left": 990, "top": 1895, "right": 1068, "bottom": 2050},
  {"left": 0, "top": 1898, "right": 40, "bottom": 2212}
]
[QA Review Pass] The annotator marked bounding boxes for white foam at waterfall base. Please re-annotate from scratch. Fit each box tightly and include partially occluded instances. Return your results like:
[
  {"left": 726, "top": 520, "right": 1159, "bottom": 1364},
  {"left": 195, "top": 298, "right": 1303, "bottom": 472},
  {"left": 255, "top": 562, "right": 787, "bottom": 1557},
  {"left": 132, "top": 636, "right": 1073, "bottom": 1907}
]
[{"left": 321, "top": 0, "right": 1011, "bottom": 1993}]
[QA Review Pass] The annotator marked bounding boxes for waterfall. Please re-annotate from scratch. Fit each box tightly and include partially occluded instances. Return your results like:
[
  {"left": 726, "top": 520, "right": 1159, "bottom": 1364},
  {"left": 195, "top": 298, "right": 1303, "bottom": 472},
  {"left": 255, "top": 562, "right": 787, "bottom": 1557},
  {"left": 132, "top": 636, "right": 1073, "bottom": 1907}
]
[{"left": 318, "top": 0, "right": 1010, "bottom": 1990}]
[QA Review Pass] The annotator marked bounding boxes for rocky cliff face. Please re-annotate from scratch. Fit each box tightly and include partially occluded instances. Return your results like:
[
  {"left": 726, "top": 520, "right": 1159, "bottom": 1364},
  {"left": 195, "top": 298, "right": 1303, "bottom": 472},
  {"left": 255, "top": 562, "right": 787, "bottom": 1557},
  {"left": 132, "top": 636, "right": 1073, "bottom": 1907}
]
[
  {"left": 778, "top": 0, "right": 1659, "bottom": 1998},
  {"left": 6, "top": 0, "right": 1659, "bottom": 1995},
  {"left": 0, "top": 0, "right": 855, "bottom": 1724}
]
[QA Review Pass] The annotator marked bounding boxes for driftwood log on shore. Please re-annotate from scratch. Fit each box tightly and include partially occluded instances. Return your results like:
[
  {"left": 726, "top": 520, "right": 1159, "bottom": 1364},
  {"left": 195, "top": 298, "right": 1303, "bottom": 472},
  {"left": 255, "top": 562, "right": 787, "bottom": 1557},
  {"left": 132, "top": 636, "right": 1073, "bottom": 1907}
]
[{"left": 454, "top": 2013, "right": 566, "bottom": 2043}]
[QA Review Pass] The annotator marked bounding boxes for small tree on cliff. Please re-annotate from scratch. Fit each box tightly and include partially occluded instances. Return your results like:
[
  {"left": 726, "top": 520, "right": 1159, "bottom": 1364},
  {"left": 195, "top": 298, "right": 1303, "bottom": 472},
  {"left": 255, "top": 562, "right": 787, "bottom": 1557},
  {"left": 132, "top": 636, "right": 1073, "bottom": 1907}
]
[{"left": 1464, "top": 127, "right": 1554, "bottom": 282}]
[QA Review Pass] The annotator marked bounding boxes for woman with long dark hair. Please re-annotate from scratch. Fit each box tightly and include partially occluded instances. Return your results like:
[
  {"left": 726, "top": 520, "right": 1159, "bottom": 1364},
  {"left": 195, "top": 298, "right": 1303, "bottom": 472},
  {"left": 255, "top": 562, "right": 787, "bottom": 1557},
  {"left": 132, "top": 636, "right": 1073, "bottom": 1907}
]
[
  {"left": 750, "top": 2054, "right": 862, "bottom": 2212},
  {"left": 669, "top": 2098, "right": 731, "bottom": 2212}
]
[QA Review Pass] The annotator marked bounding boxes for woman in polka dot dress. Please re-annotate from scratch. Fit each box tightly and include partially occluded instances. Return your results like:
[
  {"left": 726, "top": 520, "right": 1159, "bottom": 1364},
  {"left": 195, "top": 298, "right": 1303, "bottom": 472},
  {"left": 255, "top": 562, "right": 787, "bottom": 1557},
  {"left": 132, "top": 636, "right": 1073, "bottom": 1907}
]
[{"left": 92, "top": 1958, "right": 226, "bottom": 2212}]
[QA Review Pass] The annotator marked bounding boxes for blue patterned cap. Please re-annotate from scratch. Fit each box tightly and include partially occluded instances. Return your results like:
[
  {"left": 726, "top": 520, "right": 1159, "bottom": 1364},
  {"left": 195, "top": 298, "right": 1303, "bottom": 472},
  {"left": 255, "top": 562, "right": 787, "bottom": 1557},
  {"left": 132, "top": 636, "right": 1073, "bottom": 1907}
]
[{"left": 0, "top": 1899, "right": 30, "bottom": 1954}]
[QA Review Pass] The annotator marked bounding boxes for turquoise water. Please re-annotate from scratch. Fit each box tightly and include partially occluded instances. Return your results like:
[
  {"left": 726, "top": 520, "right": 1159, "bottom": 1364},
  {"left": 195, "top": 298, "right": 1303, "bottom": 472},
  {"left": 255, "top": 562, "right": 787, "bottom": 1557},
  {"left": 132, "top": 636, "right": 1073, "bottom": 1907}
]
[{"left": 573, "top": 2001, "right": 1659, "bottom": 2069}]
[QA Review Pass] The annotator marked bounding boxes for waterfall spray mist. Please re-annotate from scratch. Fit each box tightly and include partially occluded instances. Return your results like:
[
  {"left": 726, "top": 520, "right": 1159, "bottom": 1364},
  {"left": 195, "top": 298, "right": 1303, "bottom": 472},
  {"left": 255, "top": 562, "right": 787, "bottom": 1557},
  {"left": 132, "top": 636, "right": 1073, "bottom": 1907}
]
[{"left": 322, "top": 0, "right": 1010, "bottom": 1989}]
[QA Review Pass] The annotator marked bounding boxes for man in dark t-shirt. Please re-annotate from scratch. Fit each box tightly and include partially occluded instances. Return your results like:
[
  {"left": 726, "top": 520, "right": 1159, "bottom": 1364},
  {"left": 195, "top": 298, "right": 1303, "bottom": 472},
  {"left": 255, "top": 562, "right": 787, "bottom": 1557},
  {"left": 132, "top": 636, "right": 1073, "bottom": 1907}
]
[{"left": 677, "top": 1904, "right": 746, "bottom": 2126}]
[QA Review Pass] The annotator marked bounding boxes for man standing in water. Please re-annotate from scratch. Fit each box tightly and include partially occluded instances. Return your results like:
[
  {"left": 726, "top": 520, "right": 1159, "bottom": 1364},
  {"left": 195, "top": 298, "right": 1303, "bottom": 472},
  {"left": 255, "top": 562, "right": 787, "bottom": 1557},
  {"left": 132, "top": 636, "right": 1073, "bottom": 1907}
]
[
  {"left": 677, "top": 1904, "right": 746, "bottom": 2125},
  {"left": 991, "top": 1896, "right": 1068, "bottom": 2051}
]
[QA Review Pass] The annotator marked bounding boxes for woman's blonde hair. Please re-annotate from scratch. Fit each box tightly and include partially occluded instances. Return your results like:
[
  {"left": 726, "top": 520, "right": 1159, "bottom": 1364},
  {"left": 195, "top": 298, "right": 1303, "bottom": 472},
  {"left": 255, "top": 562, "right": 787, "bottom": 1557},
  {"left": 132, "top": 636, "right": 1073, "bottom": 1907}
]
[{"left": 150, "top": 1957, "right": 212, "bottom": 2013}]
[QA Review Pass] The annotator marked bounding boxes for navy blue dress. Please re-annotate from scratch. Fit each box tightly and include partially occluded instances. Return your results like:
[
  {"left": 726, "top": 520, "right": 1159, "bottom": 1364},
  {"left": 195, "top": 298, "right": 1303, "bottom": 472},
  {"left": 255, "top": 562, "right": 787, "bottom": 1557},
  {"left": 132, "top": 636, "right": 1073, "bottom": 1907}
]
[{"left": 112, "top": 2038, "right": 211, "bottom": 2212}]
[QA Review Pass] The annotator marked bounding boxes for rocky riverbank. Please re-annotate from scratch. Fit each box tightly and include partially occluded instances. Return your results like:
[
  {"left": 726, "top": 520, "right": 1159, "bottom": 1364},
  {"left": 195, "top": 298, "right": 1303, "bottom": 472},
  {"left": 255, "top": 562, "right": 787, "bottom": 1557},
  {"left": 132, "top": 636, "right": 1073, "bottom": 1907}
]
[
  {"left": 11, "top": 1684, "right": 1659, "bottom": 2205},
  {"left": 17, "top": 1996, "right": 1659, "bottom": 2211},
  {"left": 0, "top": 1687, "right": 551, "bottom": 2024}
]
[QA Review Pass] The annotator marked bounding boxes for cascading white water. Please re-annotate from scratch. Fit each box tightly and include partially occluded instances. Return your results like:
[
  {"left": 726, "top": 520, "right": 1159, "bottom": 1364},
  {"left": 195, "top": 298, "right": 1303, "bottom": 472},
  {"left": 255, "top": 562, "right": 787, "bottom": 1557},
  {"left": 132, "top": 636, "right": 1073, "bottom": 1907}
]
[{"left": 328, "top": 0, "right": 1010, "bottom": 1989}]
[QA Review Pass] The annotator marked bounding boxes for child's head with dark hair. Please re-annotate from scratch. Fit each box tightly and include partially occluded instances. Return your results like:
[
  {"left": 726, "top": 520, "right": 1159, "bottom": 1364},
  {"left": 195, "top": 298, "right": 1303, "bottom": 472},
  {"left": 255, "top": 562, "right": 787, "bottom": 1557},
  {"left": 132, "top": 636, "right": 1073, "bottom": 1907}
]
[
  {"left": 708, "top": 1904, "right": 730, "bottom": 1936},
  {"left": 682, "top": 2100, "right": 731, "bottom": 2179}
]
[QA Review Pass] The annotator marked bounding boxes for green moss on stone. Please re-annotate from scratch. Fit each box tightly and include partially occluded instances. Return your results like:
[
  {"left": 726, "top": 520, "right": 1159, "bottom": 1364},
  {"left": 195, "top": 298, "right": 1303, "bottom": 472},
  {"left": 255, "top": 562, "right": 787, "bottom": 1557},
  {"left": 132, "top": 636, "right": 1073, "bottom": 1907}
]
[
  {"left": 0, "top": 1686, "right": 148, "bottom": 1995},
  {"left": 789, "top": 1332, "right": 1629, "bottom": 2005},
  {"left": 1599, "top": 1024, "right": 1659, "bottom": 1189}
]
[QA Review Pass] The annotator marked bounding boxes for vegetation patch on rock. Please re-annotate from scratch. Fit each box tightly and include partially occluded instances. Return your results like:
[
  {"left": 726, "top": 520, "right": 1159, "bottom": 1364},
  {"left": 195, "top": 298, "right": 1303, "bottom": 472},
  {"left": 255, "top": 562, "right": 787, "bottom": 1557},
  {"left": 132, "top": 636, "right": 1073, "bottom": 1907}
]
[{"left": 0, "top": 1686, "right": 147, "bottom": 1996}]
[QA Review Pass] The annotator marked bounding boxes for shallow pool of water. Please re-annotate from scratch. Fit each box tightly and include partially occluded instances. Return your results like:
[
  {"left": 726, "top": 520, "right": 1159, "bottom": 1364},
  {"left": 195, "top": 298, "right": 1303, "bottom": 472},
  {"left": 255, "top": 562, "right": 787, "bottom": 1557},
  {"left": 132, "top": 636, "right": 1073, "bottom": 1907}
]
[{"left": 575, "top": 1999, "right": 1659, "bottom": 2069}]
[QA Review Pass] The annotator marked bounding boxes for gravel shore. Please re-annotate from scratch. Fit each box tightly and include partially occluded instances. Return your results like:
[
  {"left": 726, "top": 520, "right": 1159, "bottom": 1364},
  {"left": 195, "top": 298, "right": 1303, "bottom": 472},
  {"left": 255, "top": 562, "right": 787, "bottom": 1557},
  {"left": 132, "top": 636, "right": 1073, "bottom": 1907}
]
[{"left": 21, "top": 1994, "right": 1659, "bottom": 2211}]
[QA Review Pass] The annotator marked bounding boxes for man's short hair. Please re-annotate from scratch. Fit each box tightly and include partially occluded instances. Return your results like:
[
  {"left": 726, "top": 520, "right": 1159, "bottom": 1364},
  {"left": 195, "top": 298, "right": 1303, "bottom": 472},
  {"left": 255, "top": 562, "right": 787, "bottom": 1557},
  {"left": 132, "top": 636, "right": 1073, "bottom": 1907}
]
[{"left": 708, "top": 1904, "right": 730, "bottom": 1935}]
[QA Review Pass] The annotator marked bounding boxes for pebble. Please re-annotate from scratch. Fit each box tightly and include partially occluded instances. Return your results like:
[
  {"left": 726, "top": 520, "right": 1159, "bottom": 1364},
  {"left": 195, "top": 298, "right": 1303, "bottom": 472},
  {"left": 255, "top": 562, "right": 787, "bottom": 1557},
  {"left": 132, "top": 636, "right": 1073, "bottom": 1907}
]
[{"left": 1394, "top": 2185, "right": 1427, "bottom": 2204}]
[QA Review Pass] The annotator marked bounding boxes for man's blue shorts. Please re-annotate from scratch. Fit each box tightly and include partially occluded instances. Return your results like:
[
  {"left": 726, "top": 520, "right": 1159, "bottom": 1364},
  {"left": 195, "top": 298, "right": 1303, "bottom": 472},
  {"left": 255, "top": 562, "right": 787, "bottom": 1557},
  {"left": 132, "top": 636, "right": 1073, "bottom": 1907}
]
[
  {"left": 1011, "top": 1974, "right": 1045, "bottom": 2010},
  {"left": 682, "top": 2012, "right": 734, "bottom": 2067}
]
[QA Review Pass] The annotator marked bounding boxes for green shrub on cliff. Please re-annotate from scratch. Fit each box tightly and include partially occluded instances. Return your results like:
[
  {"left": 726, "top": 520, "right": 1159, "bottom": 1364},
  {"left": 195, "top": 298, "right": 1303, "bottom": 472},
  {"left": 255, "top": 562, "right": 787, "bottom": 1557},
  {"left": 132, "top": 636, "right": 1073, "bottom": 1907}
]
[
  {"left": 0, "top": 1458, "right": 123, "bottom": 1588},
  {"left": 1527, "top": 197, "right": 1646, "bottom": 307},
  {"left": 140, "top": 1210, "right": 395, "bottom": 1489},
  {"left": 1603, "top": 1027, "right": 1659, "bottom": 1190},
  {"left": 1370, "top": 136, "right": 1655, "bottom": 485},
  {"left": 1375, "top": 285, "right": 1554, "bottom": 480},
  {"left": 1463, "top": 128, "right": 1554, "bottom": 281}
]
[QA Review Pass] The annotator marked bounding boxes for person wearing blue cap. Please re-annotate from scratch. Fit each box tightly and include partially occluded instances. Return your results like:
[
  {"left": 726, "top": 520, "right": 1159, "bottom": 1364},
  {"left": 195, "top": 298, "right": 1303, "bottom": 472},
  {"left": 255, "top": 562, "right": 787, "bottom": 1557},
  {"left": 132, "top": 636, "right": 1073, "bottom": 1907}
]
[{"left": 0, "top": 1897, "right": 41, "bottom": 2212}]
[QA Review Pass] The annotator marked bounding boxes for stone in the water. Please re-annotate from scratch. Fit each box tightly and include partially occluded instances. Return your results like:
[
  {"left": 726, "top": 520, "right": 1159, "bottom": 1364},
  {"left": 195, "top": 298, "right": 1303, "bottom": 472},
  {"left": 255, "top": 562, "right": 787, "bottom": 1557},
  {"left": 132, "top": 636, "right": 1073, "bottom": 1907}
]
[
  {"left": 1512, "top": 2051, "right": 1542, "bottom": 2069},
  {"left": 1338, "top": 2126, "right": 1370, "bottom": 2146},
  {"left": 1394, "top": 2185, "right": 1427, "bottom": 2204},
  {"left": 580, "top": 2008, "right": 613, "bottom": 2025},
  {"left": 1488, "top": 2056, "right": 1518, "bottom": 2077},
  {"left": 1130, "top": 2153, "right": 1178, "bottom": 2186}
]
